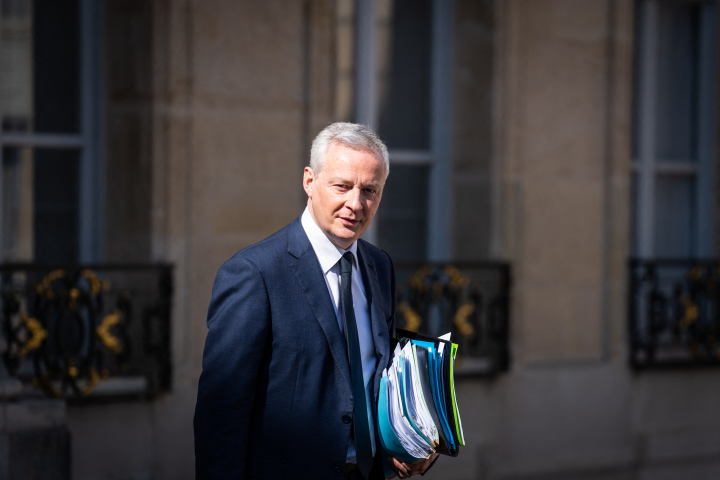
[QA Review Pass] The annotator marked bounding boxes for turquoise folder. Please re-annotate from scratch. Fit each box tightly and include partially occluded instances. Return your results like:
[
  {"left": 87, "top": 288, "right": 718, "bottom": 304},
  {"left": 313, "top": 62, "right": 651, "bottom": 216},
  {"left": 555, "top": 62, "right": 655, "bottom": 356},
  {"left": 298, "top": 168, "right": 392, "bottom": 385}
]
[{"left": 377, "top": 375, "right": 417, "bottom": 464}]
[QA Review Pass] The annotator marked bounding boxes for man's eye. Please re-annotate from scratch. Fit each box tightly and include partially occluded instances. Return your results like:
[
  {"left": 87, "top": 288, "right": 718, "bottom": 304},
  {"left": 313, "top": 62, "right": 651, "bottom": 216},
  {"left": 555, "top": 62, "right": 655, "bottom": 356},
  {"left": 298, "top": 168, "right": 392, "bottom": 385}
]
[{"left": 364, "top": 188, "right": 376, "bottom": 194}]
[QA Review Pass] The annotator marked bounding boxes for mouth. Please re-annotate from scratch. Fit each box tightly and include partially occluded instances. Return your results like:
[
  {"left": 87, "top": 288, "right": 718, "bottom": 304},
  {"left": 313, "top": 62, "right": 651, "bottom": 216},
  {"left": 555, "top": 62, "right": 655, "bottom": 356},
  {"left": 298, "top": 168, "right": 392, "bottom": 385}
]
[{"left": 340, "top": 217, "right": 361, "bottom": 227}]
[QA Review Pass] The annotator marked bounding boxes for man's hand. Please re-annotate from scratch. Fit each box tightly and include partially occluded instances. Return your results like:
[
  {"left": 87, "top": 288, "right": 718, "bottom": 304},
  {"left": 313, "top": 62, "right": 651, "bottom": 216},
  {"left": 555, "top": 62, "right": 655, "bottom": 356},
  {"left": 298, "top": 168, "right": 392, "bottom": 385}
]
[{"left": 388, "top": 453, "right": 439, "bottom": 479}]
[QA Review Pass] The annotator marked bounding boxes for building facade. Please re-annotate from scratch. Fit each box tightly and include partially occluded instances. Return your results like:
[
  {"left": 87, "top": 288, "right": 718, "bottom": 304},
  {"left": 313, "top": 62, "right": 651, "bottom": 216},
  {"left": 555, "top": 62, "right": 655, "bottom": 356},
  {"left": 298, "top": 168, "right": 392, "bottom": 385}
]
[{"left": 1, "top": 0, "right": 718, "bottom": 479}]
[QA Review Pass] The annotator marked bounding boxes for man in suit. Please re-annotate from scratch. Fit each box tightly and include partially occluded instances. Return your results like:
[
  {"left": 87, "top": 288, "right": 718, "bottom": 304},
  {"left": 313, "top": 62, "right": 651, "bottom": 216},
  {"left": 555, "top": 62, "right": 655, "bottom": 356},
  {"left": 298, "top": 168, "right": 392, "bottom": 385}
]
[{"left": 194, "top": 123, "right": 437, "bottom": 479}]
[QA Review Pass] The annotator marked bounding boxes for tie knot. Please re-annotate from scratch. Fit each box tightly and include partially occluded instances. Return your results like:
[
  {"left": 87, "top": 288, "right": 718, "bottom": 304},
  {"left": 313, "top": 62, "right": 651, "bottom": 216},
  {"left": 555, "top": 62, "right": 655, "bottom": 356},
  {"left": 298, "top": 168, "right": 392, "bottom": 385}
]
[{"left": 340, "top": 252, "right": 354, "bottom": 275}]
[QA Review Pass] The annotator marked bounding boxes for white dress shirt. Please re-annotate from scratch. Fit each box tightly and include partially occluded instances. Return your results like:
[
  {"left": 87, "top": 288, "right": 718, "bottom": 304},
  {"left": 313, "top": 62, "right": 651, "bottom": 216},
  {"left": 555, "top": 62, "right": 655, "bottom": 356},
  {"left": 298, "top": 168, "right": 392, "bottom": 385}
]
[{"left": 301, "top": 208, "right": 378, "bottom": 463}]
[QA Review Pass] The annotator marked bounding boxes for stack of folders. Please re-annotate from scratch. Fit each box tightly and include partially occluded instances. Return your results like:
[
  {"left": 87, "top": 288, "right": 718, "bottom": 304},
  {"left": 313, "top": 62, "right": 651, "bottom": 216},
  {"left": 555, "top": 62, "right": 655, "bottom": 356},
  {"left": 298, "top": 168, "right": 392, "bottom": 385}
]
[{"left": 378, "top": 329, "right": 465, "bottom": 477}]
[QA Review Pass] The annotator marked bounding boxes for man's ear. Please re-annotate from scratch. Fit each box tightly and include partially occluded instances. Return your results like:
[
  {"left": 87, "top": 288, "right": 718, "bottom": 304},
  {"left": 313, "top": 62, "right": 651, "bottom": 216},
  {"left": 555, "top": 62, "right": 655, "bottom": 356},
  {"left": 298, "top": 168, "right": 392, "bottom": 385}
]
[{"left": 303, "top": 167, "right": 314, "bottom": 197}]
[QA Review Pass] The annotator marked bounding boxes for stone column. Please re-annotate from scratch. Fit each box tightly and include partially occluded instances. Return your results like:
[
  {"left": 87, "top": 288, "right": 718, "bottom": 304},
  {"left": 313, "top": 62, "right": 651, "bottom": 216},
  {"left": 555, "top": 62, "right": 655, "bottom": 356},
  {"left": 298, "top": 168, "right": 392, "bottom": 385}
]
[{"left": 0, "top": 343, "right": 70, "bottom": 480}]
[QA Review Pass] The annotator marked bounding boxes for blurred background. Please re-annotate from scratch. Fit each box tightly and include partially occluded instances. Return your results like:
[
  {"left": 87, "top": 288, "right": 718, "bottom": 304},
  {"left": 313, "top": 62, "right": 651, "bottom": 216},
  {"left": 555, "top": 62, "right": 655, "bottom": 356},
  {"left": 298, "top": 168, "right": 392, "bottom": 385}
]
[{"left": 0, "top": 0, "right": 718, "bottom": 479}]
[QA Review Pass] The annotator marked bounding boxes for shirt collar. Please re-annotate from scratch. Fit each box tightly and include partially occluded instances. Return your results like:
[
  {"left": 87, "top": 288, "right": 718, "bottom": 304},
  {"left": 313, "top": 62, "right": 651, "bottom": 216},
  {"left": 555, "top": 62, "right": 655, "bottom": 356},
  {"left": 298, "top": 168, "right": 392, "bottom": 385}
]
[{"left": 301, "top": 207, "right": 358, "bottom": 274}]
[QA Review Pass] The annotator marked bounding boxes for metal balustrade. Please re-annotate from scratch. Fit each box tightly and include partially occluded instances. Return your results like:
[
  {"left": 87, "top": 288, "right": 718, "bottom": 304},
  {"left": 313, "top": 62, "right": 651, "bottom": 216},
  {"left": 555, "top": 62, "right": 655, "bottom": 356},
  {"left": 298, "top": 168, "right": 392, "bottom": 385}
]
[
  {"left": 0, "top": 263, "right": 172, "bottom": 401},
  {"left": 629, "top": 259, "right": 720, "bottom": 369},
  {"left": 393, "top": 262, "right": 511, "bottom": 377}
]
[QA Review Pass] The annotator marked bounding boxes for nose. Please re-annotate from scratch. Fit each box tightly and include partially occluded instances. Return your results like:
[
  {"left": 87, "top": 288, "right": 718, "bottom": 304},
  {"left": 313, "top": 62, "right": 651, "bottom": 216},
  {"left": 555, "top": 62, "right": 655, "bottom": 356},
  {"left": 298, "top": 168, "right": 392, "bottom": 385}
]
[{"left": 346, "top": 187, "right": 362, "bottom": 212}]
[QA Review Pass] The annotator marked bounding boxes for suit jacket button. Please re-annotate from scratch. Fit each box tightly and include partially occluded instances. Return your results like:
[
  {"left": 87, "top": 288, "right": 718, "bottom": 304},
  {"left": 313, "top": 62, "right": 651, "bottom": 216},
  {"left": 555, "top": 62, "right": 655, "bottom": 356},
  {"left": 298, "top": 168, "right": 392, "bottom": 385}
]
[
  {"left": 334, "top": 462, "right": 345, "bottom": 473},
  {"left": 342, "top": 415, "right": 352, "bottom": 424}
]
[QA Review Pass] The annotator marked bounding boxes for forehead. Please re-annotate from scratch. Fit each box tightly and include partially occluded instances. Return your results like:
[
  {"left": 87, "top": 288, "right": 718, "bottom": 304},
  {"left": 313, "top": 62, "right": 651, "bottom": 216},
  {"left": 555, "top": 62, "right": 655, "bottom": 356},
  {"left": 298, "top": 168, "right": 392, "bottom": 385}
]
[{"left": 323, "top": 143, "right": 385, "bottom": 176}]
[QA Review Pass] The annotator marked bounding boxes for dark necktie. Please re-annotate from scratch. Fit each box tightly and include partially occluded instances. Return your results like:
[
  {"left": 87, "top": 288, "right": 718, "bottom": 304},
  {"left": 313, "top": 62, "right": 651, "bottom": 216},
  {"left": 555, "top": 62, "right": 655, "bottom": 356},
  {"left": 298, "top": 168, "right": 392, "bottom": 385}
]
[{"left": 340, "top": 252, "right": 373, "bottom": 478}]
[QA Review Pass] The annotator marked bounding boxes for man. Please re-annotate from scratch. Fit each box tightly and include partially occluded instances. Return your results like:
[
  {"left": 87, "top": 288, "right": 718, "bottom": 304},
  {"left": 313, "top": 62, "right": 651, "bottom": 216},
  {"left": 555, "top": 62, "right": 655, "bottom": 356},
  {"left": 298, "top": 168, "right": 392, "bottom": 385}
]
[{"left": 194, "top": 123, "right": 437, "bottom": 479}]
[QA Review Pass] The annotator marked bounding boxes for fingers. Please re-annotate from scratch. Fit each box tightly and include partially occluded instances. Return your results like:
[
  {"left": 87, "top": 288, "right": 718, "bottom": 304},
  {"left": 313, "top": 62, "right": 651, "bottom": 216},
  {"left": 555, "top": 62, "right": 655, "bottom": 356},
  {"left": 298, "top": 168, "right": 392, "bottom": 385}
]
[
  {"left": 390, "top": 457, "right": 410, "bottom": 479},
  {"left": 389, "top": 455, "right": 436, "bottom": 478}
]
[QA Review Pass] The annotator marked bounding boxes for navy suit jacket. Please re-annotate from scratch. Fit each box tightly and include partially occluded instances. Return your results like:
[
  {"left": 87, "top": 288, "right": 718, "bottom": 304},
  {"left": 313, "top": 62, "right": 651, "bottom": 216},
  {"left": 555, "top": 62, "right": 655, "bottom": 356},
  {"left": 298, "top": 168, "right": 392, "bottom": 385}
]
[{"left": 194, "top": 216, "right": 396, "bottom": 479}]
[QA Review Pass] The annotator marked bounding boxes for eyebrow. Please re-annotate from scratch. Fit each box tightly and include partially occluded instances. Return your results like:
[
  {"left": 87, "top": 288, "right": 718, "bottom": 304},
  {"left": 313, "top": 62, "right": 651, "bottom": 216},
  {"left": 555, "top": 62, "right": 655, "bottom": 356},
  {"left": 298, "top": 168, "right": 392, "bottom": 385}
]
[{"left": 326, "top": 176, "right": 381, "bottom": 189}]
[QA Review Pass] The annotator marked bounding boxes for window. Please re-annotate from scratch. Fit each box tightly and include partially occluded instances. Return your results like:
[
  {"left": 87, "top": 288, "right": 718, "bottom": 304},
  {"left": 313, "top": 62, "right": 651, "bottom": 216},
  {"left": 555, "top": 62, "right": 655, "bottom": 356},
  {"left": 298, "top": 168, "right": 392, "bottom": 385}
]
[
  {"left": 338, "top": 0, "right": 452, "bottom": 262},
  {"left": 0, "top": 0, "right": 102, "bottom": 263},
  {"left": 632, "top": 0, "right": 718, "bottom": 258}
]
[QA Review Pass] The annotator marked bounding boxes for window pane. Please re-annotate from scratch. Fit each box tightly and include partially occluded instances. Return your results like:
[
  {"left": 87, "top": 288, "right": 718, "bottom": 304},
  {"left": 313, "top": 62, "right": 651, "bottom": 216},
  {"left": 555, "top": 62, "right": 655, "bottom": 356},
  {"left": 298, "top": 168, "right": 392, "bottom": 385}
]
[
  {"left": 34, "top": 148, "right": 80, "bottom": 262},
  {"left": 375, "top": 0, "right": 431, "bottom": 150},
  {"left": 376, "top": 165, "right": 429, "bottom": 262},
  {"left": 0, "top": 0, "right": 80, "bottom": 133},
  {"left": 1, "top": 147, "right": 79, "bottom": 263},
  {"left": 653, "top": 175, "right": 694, "bottom": 257},
  {"left": 2, "top": 147, "right": 34, "bottom": 261},
  {"left": 654, "top": 2, "right": 698, "bottom": 161},
  {"left": 1, "top": 0, "right": 34, "bottom": 131}
]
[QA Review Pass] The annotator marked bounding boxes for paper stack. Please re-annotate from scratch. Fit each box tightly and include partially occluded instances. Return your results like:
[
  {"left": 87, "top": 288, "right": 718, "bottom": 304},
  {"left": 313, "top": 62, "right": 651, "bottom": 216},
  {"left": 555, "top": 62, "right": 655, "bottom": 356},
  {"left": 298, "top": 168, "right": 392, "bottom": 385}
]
[{"left": 377, "top": 329, "right": 465, "bottom": 472}]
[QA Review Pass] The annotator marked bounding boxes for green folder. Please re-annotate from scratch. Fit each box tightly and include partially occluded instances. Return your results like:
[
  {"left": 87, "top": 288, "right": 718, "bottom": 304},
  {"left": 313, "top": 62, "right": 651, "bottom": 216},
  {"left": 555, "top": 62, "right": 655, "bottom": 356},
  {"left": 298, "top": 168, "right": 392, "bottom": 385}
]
[{"left": 450, "top": 343, "right": 465, "bottom": 446}]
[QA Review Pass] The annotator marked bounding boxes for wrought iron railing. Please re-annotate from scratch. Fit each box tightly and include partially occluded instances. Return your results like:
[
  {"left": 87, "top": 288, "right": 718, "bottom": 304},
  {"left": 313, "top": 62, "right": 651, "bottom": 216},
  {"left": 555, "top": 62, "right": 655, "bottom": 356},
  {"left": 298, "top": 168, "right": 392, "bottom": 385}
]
[
  {"left": 393, "top": 262, "right": 511, "bottom": 377},
  {"left": 629, "top": 259, "right": 720, "bottom": 369},
  {"left": 0, "top": 263, "right": 172, "bottom": 400}
]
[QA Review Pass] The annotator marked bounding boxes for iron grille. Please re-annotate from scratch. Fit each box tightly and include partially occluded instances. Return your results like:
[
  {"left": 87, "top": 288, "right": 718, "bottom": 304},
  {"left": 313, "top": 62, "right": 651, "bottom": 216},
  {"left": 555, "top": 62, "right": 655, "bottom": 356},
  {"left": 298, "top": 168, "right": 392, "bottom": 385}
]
[
  {"left": 0, "top": 263, "right": 172, "bottom": 401},
  {"left": 393, "top": 262, "right": 511, "bottom": 377},
  {"left": 629, "top": 258, "right": 720, "bottom": 369}
]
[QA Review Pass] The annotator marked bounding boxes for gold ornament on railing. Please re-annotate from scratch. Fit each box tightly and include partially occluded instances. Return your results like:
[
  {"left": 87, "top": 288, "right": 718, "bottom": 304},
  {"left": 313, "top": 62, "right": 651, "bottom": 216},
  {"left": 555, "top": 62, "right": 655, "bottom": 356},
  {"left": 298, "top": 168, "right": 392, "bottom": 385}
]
[
  {"left": 398, "top": 302, "right": 421, "bottom": 332},
  {"left": 453, "top": 302, "right": 476, "bottom": 339},
  {"left": 97, "top": 309, "right": 124, "bottom": 355},
  {"left": 18, "top": 313, "right": 47, "bottom": 358}
]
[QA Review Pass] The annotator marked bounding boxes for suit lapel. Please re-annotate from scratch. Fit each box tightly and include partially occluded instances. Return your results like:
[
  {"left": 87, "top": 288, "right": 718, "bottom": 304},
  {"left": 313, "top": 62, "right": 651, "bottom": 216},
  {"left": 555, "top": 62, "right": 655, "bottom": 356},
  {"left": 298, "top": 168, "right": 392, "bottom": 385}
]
[
  {"left": 357, "top": 242, "right": 390, "bottom": 400},
  {"left": 287, "top": 218, "right": 351, "bottom": 390}
]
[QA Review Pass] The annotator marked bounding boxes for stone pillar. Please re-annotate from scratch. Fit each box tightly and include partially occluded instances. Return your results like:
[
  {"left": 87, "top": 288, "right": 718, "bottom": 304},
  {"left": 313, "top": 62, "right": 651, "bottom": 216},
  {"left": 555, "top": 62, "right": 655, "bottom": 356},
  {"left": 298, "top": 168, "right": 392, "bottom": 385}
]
[{"left": 0, "top": 350, "right": 70, "bottom": 480}]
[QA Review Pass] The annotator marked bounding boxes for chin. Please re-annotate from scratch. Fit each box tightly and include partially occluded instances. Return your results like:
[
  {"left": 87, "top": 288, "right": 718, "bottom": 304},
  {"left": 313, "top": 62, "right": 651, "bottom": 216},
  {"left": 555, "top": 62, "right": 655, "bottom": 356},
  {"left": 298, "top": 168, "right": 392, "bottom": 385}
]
[
  {"left": 334, "top": 231, "right": 357, "bottom": 242},
  {"left": 332, "top": 229, "right": 360, "bottom": 245}
]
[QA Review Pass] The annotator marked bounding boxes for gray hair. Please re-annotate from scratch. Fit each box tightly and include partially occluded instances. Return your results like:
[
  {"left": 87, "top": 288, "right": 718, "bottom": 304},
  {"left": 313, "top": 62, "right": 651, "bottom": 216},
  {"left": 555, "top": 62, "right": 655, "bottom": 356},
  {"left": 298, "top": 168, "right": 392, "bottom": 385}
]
[{"left": 309, "top": 122, "right": 390, "bottom": 179}]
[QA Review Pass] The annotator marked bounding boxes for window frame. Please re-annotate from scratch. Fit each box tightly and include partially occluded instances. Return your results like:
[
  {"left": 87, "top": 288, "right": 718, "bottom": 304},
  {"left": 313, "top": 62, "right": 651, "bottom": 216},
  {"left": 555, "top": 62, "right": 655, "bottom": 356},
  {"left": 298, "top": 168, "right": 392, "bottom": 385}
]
[
  {"left": 632, "top": 0, "right": 717, "bottom": 259},
  {"left": 355, "top": 0, "right": 453, "bottom": 262},
  {"left": 0, "top": 0, "right": 103, "bottom": 263}
]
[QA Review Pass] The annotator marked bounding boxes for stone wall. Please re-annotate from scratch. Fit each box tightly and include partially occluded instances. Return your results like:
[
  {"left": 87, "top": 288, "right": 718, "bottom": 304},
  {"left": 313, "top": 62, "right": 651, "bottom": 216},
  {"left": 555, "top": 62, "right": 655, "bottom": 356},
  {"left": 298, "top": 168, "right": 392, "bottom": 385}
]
[
  {"left": 0, "top": 399, "right": 69, "bottom": 480},
  {"left": 103, "top": 0, "right": 154, "bottom": 263},
  {"left": 64, "top": 1, "right": 720, "bottom": 479},
  {"left": 451, "top": 0, "right": 495, "bottom": 261}
]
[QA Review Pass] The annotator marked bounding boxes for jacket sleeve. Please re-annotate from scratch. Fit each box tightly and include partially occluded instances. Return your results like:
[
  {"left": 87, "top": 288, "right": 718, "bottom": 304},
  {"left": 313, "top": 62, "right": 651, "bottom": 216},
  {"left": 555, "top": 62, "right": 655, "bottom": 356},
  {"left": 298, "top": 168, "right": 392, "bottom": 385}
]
[{"left": 194, "top": 255, "right": 270, "bottom": 479}]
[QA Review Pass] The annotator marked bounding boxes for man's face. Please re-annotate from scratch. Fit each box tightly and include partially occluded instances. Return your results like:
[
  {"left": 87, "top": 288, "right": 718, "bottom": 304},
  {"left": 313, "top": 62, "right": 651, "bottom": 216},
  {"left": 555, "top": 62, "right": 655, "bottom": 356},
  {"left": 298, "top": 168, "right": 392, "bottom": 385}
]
[{"left": 303, "top": 142, "right": 386, "bottom": 249}]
